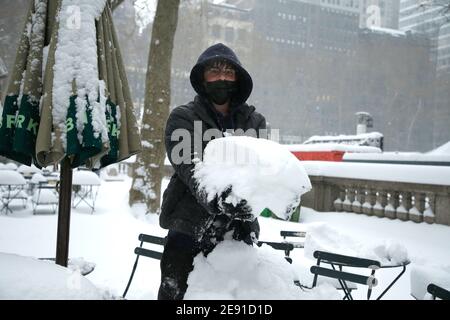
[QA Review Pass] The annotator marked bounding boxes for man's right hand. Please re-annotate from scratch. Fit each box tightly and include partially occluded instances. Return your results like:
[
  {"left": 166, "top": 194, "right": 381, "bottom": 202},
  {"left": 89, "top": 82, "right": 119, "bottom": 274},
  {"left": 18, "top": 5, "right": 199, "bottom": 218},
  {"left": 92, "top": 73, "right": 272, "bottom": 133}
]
[{"left": 219, "top": 187, "right": 254, "bottom": 220}]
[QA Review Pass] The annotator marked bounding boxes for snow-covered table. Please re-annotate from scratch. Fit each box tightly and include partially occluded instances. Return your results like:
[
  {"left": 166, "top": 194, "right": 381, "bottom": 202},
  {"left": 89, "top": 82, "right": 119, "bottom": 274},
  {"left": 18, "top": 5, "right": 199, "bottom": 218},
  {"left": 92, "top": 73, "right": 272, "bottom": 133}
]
[
  {"left": 0, "top": 252, "right": 102, "bottom": 299},
  {"left": 72, "top": 170, "right": 101, "bottom": 214},
  {"left": 0, "top": 170, "right": 27, "bottom": 214}
]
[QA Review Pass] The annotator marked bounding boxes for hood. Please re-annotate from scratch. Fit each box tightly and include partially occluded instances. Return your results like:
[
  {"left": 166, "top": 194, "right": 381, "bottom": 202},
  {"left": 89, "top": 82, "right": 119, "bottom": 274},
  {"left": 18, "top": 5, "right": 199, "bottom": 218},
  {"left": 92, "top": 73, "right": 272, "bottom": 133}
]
[{"left": 190, "top": 43, "right": 253, "bottom": 105}]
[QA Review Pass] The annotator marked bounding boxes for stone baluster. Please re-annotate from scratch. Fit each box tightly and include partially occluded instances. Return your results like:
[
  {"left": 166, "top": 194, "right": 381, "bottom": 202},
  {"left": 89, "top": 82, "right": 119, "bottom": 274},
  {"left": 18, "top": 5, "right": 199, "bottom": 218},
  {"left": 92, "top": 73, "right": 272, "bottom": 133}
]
[
  {"left": 409, "top": 192, "right": 425, "bottom": 223},
  {"left": 397, "top": 192, "right": 412, "bottom": 221},
  {"left": 373, "top": 189, "right": 387, "bottom": 218},
  {"left": 384, "top": 191, "right": 399, "bottom": 219},
  {"left": 352, "top": 186, "right": 364, "bottom": 214},
  {"left": 424, "top": 193, "right": 436, "bottom": 224},
  {"left": 334, "top": 189, "right": 345, "bottom": 212},
  {"left": 342, "top": 186, "right": 354, "bottom": 212},
  {"left": 362, "top": 188, "right": 376, "bottom": 216}
]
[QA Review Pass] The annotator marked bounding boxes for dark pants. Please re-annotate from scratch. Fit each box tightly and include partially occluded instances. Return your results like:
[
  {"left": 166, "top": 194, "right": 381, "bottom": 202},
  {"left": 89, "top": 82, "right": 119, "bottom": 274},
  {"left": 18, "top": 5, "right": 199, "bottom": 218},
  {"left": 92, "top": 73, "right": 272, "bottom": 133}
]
[
  {"left": 157, "top": 218, "right": 259, "bottom": 300},
  {"left": 157, "top": 230, "right": 200, "bottom": 300}
]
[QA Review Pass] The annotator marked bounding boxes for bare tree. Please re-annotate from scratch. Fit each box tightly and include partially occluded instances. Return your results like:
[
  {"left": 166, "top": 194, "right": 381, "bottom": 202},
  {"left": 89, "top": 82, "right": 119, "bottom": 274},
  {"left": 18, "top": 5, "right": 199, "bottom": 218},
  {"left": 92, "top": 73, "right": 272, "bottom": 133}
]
[
  {"left": 129, "top": 0, "right": 180, "bottom": 213},
  {"left": 419, "top": 0, "right": 450, "bottom": 18}
]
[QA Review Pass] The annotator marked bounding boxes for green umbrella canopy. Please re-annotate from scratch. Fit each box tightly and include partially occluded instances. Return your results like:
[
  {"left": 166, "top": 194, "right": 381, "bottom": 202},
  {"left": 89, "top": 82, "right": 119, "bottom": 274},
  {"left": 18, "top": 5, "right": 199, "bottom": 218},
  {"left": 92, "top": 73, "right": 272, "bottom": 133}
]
[{"left": 0, "top": 0, "right": 141, "bottom": 169}]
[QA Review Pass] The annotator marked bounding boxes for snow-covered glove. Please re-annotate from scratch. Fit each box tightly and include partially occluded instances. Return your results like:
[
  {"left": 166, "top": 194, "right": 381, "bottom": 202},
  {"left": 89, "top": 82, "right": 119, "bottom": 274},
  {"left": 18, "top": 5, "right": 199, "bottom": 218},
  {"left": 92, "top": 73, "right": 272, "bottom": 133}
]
[
  {"left": 230, "top": 219, "right": 260, "bottom": 245},
  {"left": 219, "top": 186, "right": 254, "bottom": 220}
]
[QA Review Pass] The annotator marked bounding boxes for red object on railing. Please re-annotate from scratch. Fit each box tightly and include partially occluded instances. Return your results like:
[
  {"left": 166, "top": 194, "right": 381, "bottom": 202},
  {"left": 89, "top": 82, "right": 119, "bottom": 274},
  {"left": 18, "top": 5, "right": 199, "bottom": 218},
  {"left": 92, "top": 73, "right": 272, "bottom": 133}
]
[{"left": 291, "top": 151, "right": 345, "bottom": 162}]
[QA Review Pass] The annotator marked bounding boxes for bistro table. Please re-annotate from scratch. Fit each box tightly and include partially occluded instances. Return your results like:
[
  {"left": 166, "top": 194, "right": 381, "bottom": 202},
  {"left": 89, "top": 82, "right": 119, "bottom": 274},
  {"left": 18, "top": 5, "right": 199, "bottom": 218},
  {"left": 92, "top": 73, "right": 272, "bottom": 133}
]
[
  {"left": 72, "top": 170, "right": 101, "bottom": 214},
  {"left": 0, "top": 170, "right": 27, "bottom": 214}
]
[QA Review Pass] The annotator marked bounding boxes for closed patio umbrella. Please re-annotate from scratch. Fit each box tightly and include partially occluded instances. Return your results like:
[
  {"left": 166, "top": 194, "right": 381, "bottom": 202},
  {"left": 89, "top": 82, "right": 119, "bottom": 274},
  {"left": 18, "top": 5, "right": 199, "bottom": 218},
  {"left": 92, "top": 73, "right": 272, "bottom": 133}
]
[{"left": 0, "top": 0, "right": 141, "bottom": 266}]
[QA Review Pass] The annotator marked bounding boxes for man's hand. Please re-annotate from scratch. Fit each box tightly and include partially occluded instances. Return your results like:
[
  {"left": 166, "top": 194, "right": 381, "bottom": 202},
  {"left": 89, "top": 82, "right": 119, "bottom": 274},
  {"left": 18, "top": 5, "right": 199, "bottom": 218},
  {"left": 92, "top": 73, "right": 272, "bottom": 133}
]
[{"left": 219, "top": 186, "right": 254, "bottom": 220}]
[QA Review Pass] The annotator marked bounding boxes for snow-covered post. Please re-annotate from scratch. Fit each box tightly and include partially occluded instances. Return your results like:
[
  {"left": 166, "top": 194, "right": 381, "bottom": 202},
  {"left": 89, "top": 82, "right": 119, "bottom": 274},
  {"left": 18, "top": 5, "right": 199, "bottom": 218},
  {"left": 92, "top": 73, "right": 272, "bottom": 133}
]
[
  {"left": 342, "top": 186, "right": 354, "bottom": 212},
  {"left": 409, "top": 192, "right": 425, "bottom": 223},
  {"left": 352, "top": 188, "right": 363, "bottom": 214},
  {"left": 333, "top": 189, "right": 345, "bottom": 212},
  {"left": 397, "top": 192, "right": 412, "bottom": 221},
  {"left": 424, "top": 193, "right": 435, "bottom": 224},
  {"left": 384, "top": 191, "right": 399, "bottom": 220},
  {"left": 362, "top": 188, "right": 376, "bottom": 216},
  {"left": 373, "top": 189, "right": 387, "bottom": 218}
]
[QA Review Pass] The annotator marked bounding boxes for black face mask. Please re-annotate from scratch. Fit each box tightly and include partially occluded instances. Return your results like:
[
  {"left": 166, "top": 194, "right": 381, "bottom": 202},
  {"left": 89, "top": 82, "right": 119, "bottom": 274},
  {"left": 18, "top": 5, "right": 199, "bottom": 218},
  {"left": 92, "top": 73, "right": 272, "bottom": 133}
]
[{"left": 204, "top": 80, "right": 237, "bottom": 105}]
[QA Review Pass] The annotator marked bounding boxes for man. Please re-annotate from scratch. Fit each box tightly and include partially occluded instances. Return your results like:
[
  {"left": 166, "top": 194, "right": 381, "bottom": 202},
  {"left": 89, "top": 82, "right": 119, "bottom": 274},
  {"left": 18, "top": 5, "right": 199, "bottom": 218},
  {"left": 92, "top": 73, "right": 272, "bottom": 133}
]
[{"left": 158, "top": 43, "right": 267, "bottom": 300}]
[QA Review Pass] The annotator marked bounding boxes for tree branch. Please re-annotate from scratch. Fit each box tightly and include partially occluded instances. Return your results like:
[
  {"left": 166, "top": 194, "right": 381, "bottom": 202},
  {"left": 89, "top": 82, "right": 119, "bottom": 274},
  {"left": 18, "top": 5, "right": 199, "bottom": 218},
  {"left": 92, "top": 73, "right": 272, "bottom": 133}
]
[{"left": 110, "top": 0, "right": 125, "bottom": 12}]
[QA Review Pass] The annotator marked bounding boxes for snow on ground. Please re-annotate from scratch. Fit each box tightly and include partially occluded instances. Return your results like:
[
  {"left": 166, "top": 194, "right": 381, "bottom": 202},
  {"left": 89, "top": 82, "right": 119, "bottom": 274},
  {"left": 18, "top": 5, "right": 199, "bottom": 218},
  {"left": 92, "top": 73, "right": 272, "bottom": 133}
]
[{"left": 1, "top": 176, "right": 450, "bottom": 299}]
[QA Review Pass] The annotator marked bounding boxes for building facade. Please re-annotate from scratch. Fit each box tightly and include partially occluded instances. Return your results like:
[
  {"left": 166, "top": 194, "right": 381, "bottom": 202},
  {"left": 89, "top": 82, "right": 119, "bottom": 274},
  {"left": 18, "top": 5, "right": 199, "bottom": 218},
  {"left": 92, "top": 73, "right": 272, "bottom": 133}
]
[
  {"left": 168, "top": 0, "right": 436, "bottom": 151},
  {"left": 399, "top": 0, "right": 450, "bottom": 72},
  {"left": 359, "top": 0, "right": 400, "bottom": 29}
]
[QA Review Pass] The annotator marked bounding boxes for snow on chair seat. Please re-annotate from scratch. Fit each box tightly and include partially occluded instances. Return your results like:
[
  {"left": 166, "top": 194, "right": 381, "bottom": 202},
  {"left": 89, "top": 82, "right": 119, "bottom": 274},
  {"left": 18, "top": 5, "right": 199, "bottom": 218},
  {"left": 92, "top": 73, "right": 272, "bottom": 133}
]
[{"left": 32, "top": 188, "right": 59, "bottom": 214}]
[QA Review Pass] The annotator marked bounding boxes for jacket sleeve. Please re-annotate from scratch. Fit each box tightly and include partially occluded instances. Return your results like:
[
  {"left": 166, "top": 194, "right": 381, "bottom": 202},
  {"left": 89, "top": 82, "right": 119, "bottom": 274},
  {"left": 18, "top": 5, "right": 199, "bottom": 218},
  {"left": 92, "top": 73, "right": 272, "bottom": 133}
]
[
  {"left": 255, "top": 112, "right": 267, "bottom": 136},
  {"left": 165, "top": 106, "right": 219, "bottom": 215}
]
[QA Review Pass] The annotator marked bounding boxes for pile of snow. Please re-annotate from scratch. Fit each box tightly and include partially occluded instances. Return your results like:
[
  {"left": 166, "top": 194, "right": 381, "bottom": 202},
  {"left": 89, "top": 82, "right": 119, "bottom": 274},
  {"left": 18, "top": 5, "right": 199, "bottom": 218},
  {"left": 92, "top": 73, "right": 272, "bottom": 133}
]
[
  {"left": 427, "top": 141, "right": 450, "bottom": 155},
  {"left": 0, "top": 252, "right": 103, "bottom": 299},
  {"left": 344, "top": 151, "right": 450, "bottom": 162},
  {"left": 53, "top": 0, "right": 109, "bottom": 149},
  {"left": 285, "top": 143, "right": 381, "bottom": 153},
  {"left": 303, "top": 223, "right": 409, "bottom": 266},
  {"left": 410, "top": 265, "right": 450, "bottom": 300},
  {"left": 2, "top": 163, "right": 18, "bottom": 171},
  {"left": 0, "top": 170, "right": 27, "bottom": 185},
  {"left": 304, "top": 132, "right": 383, "bottom": 146},
  {"left": 17, "top": 165, "right": 42, "bottom": 176},
  {"left": 32, "top": 189, "right": 58, "bottom": 204},
  {"left": 67, "top": 257, "right": 96, "bottom": 276},
  {"left": 185, "top": 238, "right": 340, "bottom": 300},
  {"left": 30, "top": 172, "right": 47, "bottom": 184},
  {"left": 194, "top": 136, "right": 312, "bottom": 220},
  {"left": 303, "top": 161, "right": 450, "bottom": 186},
  {"left": 73, "top": 170, "right": 101, "bottom": 186}
]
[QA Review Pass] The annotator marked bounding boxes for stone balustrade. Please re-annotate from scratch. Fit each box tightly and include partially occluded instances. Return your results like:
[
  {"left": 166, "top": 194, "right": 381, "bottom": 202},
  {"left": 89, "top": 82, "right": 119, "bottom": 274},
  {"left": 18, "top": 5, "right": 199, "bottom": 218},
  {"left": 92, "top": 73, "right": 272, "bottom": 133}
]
[{"left": 302, "top": 176, "right": 450, "bottom": 226}]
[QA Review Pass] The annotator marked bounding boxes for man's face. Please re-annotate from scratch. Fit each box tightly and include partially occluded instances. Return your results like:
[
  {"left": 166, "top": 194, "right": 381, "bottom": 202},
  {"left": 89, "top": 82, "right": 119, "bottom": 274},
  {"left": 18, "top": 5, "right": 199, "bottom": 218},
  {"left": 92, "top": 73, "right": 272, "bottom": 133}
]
[{"left": 203, "top": 61, "right": 236, "bottom": 82}]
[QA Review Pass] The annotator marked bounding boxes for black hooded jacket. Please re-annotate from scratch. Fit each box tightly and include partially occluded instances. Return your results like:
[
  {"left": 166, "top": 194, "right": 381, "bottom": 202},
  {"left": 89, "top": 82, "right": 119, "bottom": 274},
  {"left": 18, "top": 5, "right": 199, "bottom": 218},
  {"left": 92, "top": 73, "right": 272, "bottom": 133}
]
[{"left": 160, "top": 43, "right": 266, "bottom": 240}]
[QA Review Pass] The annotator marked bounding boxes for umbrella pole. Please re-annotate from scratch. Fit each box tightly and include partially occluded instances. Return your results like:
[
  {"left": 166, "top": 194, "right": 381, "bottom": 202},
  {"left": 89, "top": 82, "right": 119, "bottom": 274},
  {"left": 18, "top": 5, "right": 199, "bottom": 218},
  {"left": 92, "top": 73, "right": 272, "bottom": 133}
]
[{"left": 55, "top": 157, "right": 73, "bottom": 267}]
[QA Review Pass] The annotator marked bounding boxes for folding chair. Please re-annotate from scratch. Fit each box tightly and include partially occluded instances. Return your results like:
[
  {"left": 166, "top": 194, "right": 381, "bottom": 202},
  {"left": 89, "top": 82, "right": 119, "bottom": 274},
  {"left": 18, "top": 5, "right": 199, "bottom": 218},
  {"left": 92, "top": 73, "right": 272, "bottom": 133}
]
[
  {"left": 72, "top": 184, "right": 99, "bottom": 214},
  {"left": 1, "top": 186, "right": 27, "bottom": 214},
  {"left": 310, "top": 250, "right": 380, "bottom": 300},
  {"left": 122, "top": 234, "right": 167, "bottom": 298},
  {"left": 427, "top": 283, "right": 450, "bottom": 300}
]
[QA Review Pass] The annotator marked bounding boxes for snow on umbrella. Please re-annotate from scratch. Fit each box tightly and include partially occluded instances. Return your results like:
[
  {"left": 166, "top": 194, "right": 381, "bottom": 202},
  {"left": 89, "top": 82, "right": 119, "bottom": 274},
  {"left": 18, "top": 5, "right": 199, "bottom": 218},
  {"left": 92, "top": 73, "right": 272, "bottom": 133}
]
[
  {"left": 0, "top": 0, "right": 46, "bottom": 165},
  {"left": 35, "top": 0, "right": 141, "bottom": 169},
  {"left": 0, "top": 0, "right": 141, "bottom": 266}
]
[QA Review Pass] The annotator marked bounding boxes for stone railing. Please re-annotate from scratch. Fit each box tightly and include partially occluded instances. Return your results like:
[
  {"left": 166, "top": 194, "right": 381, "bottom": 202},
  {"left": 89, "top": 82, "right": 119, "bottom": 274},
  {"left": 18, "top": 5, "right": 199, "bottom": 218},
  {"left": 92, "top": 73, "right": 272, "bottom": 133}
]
[{"left": 301, "top": 176, "right": 450, "bottom": 226}]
